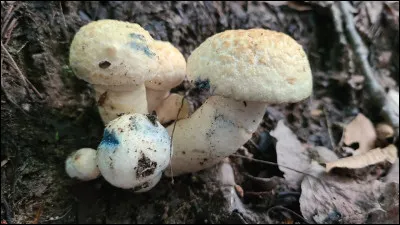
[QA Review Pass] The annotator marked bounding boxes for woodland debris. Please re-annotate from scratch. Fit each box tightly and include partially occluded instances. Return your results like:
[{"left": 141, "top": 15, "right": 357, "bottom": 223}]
[
  {"left": 340, "top": 113, "right": 377, "bottom": 154},
  {"left": 334, "top": 1, "right": 399, "bottom": 140},
  {"left": 270, "top": 120, "right": 311, "bottom": 190},
  {"left": 300, "top": 161, "right": 391, "bottom": 224},
  {"left": 325, "top": 144, "right": 398, "bottom": 172}
]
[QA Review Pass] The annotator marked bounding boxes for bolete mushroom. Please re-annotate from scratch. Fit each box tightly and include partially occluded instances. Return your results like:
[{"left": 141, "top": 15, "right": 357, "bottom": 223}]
[
  {"left": 145, "top": 40, "right": 191, "bottom": 124},
  {"left": 69, "top": 19, "right": 160, "bottom": 124},
  {"left": 97, "top": 113, "right": 171, "bottom": 192},
  {"left": 165, "top": 29, "right": 313, "bottom": 177},
  {"left": 65, "top": 148, "right": 101, "bottom": 181}
]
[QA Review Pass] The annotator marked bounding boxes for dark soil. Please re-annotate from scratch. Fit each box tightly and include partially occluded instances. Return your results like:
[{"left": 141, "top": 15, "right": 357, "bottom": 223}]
[{"left": 1, "top": 1, "right": 398, "bottom": 224}]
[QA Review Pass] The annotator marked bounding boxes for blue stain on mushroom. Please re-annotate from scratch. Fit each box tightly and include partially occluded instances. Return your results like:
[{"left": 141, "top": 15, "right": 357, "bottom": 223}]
[
  {"left": 128, "top": 33, "right": 155, "bottom": 58},
  {"left": 98, "top": 129, "right": 119, "bottom": 149},
  {"left": 129, "top": 42, "right": 155, "bottom": 58},
  {"left": 129, "top": 33, "right": 145, "bottom": 41}
]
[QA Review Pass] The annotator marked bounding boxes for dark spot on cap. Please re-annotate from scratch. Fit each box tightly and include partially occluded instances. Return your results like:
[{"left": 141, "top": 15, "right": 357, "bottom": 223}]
[
  {"left": 136, "top": 152, "right": 157, "bottom": 178},
  {"left": 243, "top": 101, "right": 247, "bottom": 107},
  {"left": 99, "top": 61, "right": 111, "bottom": 69}
]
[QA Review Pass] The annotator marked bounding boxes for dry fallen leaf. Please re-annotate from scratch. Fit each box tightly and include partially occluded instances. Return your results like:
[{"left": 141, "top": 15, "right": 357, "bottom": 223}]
[
  {"left": 300, "top": 161, "right": 393, "bottom": 224},
  {"left": 325, "top": 144, "right": 398, "bottom": 172},
  {"left": 376, "top": 123, "right": 395, "bottom": 141},
  {"left": 263, "top": 1, "right": 288, "bottom": 7},
  {"left": 270, "top": 120, "right": 310, "bottom": 190},
  {"left": 385, "top": 158, "right": 399, "bottom": 184},
  {"left": 341, "top": 113, "right": 377, "bottom": 154}
]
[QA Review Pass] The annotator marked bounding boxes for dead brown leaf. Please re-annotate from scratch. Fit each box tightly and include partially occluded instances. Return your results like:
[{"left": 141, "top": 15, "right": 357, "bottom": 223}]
[
  {"left": 287, "top": 1, "right": 313, "bottom": 11},
  {"left": 270, "top": 120, "right": 311, "bottom": 190},
  {"left": 300, "top": 161, "right": 390, "bottom": 224},
  {"left": 341, "top": 113, "right": 377, "bottom": 154},
  {"left": 376, "top": 123, "right": 395, "bottom": 141},
  {"left": 326, "top": 145, "right": 398, "bottom": 172},
  {"left": 263, "top": 1, "right": 288, "bottom": 7},
  {"left": 385, "top": 158, "right": 399, "bottom": 184}
]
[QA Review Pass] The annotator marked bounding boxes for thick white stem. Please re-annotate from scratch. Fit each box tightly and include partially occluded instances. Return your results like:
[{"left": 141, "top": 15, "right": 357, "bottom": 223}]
[
  {"left": 146, "top": 88, "right": 169, "bottom": 113},
  {"left": 94, "top": 84, "right": 148, "bottom": 125},
  {"left": 165, "top": 95, "right": 267, "bottom": 177}
]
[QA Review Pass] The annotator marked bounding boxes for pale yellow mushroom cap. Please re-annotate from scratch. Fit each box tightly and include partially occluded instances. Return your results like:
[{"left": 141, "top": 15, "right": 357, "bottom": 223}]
[
  {"left": 187, "top": 29, "right": 313, "bottom": 103},
  {"left": 69, "top": 19, "right": 160, "bottom": 87},
  {"left": 145, "top": 41, "right": 186, "bottom": 91}
]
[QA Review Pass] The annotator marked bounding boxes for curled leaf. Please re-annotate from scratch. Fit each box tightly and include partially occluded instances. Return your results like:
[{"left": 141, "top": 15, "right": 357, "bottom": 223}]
[
  {"left": 325, "top": 145, "right": 398, "bottom": 172},
  {"left": 341, "top": 113, "right": 377, "bottom": 154}
]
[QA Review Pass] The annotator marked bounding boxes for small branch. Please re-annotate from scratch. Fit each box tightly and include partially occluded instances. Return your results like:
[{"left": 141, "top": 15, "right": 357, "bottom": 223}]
[
  {"left": 231, "top": 154, "right": 321, "bottom": 181},
  {"left": 266, "top": 205, "right": 313, "bottom": 224},
  {"left": 1, "top": 194, "right": 13, "bottom": 224},
  {"left": 323, "top": 107, "right": 336, "bottom": 150},
  {"left": 335, "top": 1, "right": 399, "bottom": 138},
  {"left": 168, "top": 94, "right": 187, "bottom": 183},
  {"left": 1, "top": 42, "right": 43, "bottom": 99}
]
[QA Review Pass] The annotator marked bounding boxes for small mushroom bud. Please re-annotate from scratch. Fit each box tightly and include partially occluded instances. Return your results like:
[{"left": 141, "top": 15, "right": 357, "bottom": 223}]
[
  {"left": 97, "top": 113, "right": 171, "bottom": 192},
  {"left": 65, "top": 148, "right": 101, "bottom": 181},
  {"left": 145, "top": 41, "right": 189, "bottom": 124}
]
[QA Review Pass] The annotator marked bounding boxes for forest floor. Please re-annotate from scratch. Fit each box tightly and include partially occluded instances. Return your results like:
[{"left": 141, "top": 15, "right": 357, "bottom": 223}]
[{"left": 1, "top": 1, "right": 399, "bottom": 224}]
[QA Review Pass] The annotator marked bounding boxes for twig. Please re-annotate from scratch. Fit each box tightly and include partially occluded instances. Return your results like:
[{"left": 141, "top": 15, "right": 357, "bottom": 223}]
[
  {"left": 231, "top": 154, "right": 321, "bottom": 181},
  {"left": 1, "top": 194, "right": 13, "bottom": 224},
  {"left": 168, "top": 94, "right": 187, "bottom": 184},
  {"left": 323, "top": 107, "right": 336, "bottom": 150},
  {"left": 1, "top": 42, "right": 43, "bottom": 99},
  {"left": 4, "top": 18, "right": 18, "bottom": 46},
  {"left": 336, "top": 1, "right": 399, "bottom": 138},
  {"left": 1, "top": 2, "right": 21, "bottom": 39},
  {"left": 266, "top": 205, "right": 313, "bottom": 224},
  {"left": 59, "top": 2, "right": 67, "bottom": 28},
  {"left": 41, "top": 207, "right": 72, "bottom": 223}
]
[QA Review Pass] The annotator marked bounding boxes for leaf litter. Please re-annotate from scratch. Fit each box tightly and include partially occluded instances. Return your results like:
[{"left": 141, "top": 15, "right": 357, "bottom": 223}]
[{"left": 269, "top": 118, "right": 399, "bottom": 223}]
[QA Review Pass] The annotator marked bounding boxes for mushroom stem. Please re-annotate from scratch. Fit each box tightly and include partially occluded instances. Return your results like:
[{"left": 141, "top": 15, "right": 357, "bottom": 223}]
[
  {"left": 94, "top": 85, "right": 148, "bottom": 125},
  {"left": 155, "top": 93, "right": 191, "bottom": 124},
  {"left": 164, "top": 95, "right": 267, "bottom": 177},
  {"left": 146, "top": 88, "right": 170, "bottom": 113}
]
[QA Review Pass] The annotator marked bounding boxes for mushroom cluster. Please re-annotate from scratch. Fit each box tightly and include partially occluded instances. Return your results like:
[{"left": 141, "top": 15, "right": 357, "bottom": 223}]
[
  {"left": 66, "top": 113, "right": 172, "bottom": 192},
  {"left": 66, "top": 20, "right": 313, "bottom": 193},
  {"left": 69, "top": 19, "right": 190, "bottom": 125}
]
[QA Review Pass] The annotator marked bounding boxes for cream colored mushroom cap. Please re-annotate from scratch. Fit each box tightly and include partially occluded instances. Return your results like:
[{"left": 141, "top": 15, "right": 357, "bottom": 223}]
[
  {"left": 69, "top": 19, "right": 159, "bottom": 86},
  {"left": 145, "top": 41, "right": 186, "bottom": 91},
  {"left": 187, "top": 29, "right": 313, "bottom": 103}
]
